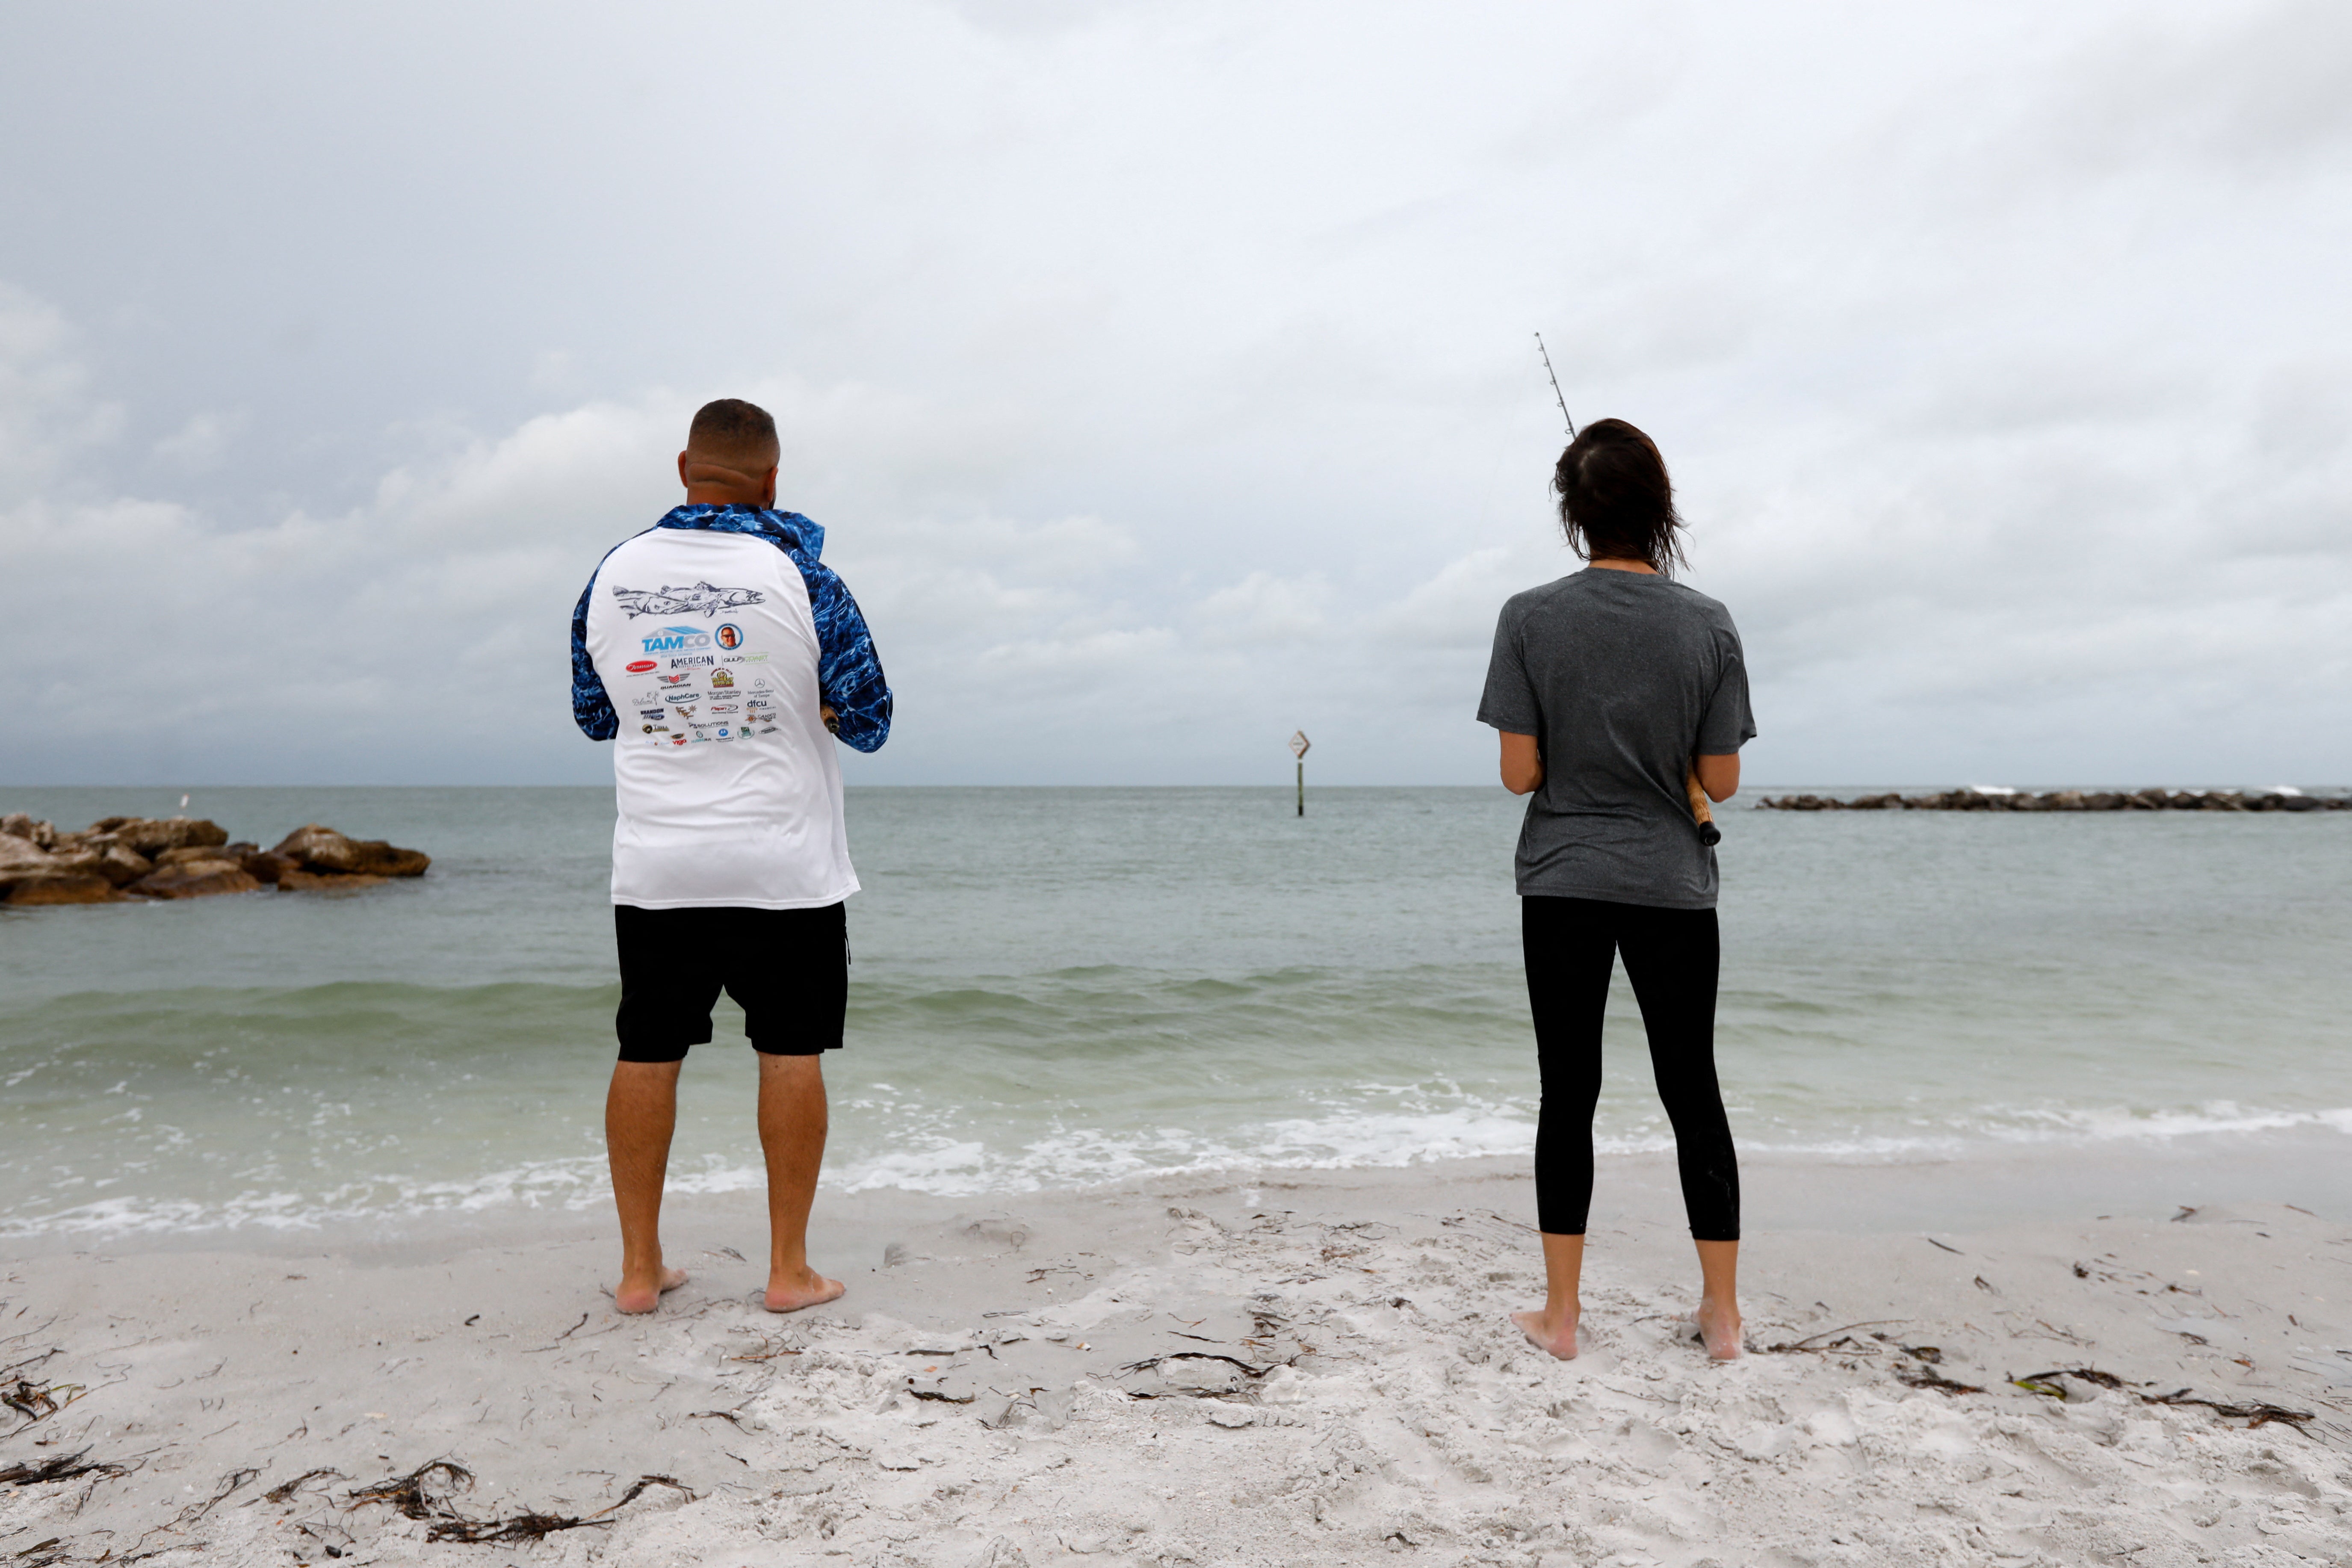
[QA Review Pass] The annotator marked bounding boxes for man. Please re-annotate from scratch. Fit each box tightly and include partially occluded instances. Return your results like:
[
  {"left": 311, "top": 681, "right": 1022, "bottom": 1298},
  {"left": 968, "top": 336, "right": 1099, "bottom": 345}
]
[{"left": 570, "top": 398, "right": 892, "bottom": 1314}]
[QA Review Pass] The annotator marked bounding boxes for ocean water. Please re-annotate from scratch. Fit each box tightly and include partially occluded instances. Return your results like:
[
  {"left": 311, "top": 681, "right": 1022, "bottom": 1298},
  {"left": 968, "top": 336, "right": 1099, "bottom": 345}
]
[{"left": 2, "top": 785, "right": 2348, "bottom": 1240}]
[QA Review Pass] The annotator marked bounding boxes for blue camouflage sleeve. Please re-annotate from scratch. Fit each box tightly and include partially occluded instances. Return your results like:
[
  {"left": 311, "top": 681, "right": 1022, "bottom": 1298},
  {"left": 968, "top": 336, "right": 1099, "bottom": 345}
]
[
  {"left": 570, "top": 572, "right": 618, "bottom": 741},
  {"left": 793, "top": 555, "right": 892, "bottom": 753}
]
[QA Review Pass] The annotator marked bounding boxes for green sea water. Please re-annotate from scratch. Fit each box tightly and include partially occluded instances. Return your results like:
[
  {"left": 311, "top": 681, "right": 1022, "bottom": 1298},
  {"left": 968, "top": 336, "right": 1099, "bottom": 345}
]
[{"left": 2, "top": 786, "right": 2347, "bottom": 1238}]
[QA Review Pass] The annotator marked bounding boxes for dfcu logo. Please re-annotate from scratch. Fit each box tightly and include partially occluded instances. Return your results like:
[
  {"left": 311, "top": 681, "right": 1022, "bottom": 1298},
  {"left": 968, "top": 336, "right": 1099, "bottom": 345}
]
[
  {"left": 640, "top": 624, "right": 713, "bottom": 654},
  {"left": 625, "top": 659, "right": 657, "bottom": 673}
]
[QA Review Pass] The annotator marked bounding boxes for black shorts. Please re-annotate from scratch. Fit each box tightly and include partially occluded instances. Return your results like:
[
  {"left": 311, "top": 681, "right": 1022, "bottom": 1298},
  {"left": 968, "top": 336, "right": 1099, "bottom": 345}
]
[{"left": 613, "top": 902, "right": 848, "bottom": 1063}]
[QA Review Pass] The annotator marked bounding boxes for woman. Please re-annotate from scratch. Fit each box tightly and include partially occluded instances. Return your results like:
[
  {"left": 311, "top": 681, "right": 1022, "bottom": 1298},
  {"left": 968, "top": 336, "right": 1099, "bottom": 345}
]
[{"left": 1476, "top": 418, "right": 1754, "bottom": 1361}]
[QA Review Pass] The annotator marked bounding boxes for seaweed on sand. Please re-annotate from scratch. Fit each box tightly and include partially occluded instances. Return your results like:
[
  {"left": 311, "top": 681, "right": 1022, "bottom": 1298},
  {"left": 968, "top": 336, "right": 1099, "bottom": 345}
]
[
  {"left": 347, "top": 1461, "right": 694, "bottom": 1542},
  {"left": 1896, "top": 1365, "right": 1987, "bottom": 1395},
  {"left": 0, "top": 1449, "right": 127, "bottom": 1486},
  {"left": 3, "top": 1373, "right": 86, "bottom": 1423},
  {"left": 348, "top": 1459, "right": 476, "bottom": 1520},
  {"left": 2015, "top": 1368, "right": 2314, "bottom": 1433},
  {"left": 263, "top": 1466, "right": 346, "bottom": 1503}
]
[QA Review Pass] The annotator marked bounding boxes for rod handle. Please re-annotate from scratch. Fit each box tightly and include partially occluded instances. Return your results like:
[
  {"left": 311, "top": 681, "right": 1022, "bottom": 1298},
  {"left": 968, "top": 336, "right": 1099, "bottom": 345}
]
[{"left": 1687, "top": 766, "right": 1722, "bottom": 847}]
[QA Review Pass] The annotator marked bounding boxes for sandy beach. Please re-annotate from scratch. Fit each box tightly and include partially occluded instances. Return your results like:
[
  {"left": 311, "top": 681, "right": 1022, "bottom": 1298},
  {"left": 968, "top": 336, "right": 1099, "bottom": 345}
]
[{"left": 5, "top": 1154, "right": 2349, "bottom": 1567}]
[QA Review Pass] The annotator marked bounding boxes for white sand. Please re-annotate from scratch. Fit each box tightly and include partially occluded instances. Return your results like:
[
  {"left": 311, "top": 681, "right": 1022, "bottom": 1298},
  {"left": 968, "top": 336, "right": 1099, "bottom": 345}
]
[{"left": 5, "top": 1158, "right": 2350, "bottom": 1566}]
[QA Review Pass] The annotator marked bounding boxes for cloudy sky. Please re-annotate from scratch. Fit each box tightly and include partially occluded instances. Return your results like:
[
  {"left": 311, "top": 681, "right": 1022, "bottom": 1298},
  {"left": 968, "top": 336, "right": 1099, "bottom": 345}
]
[{"left": 3, "top": 0, "right": 2345, "bottom": 787}]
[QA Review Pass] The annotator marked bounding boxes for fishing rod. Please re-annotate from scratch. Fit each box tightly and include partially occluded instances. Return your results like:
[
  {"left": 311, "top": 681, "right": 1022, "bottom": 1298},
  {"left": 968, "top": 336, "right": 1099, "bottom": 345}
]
[
  {"left": 1534, "top": 332, "right": 1718, "bottom": 846},
  {"left": 1533, "top": 333, "right": 1577, "bottom": 439}
]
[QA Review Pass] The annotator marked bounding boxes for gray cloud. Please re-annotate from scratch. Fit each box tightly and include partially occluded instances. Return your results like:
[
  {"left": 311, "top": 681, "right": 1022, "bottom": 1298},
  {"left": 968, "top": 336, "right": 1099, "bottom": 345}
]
[{"left": 0, "top": 0, "right": 2344, "bottom": 787}]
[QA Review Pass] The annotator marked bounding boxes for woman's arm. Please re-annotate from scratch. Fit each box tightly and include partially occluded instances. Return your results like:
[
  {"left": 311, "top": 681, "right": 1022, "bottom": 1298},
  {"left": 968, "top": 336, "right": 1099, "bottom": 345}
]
[
  {"left": 1693, "top": 752, "right": 1740, "bottom": 803},
  {"left": 1499, "top": 731, "right": 1544, "bottom": 795}
]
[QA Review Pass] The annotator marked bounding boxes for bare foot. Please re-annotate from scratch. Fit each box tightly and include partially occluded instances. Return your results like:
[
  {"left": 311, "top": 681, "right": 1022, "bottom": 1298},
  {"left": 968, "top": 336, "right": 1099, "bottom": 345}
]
[
  {"left": 764, "top": 1267, "right": 846, "bottom": 1314},
  {"left": 615, "top": 1265, "right": 688, "bottom": 1315},
  {"left": 1511, "top": 1308, "right": 1578, "bottom": 1360},
  {"left": 1693, "top": 1300, "right": 1742, "bottom": 1360}
]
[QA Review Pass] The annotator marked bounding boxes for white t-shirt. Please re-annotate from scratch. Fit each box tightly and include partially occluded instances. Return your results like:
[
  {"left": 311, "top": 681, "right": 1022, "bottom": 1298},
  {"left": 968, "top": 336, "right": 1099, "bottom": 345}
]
[{"left": 581, "top": 526, "right": 857, "bottom": 909}]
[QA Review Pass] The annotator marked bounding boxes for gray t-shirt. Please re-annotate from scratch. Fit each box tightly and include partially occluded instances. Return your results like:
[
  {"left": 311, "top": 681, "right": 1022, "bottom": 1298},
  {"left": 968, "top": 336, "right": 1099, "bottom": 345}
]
[{"left": 1477, "top": 569, "right": 1756, "bottom": 909}]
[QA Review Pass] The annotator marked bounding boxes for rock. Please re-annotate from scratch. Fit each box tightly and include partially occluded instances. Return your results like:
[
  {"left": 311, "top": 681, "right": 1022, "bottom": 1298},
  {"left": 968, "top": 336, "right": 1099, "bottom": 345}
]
[
  {"left": 269, "top": 824, "right": 430, "bottom": 877},
  {"left": 277, "top": 868, "right": 389, "bottom": 893},
  {"left": 3, "top": 872, "right": 125, "bottom": 906},
  {"left": 154, "top": 845, "right": 236, "bottom": 868},
  {"left": 2279, "top": 795, "right": 2325, "bottom": 813},
  {"left": 114, "top": 817, "right": 232, "bottom": 856},
  {"left": 130, "top": 861, "right": 264, "bottom": 900},
  {"left": 0, "top": 813, "right": 56, "bottom": 847},
  {"left": 0, "top": 834, "right": 57, "bottom": 874},
  {"left": 91, "top": 845, "right": 154, "bottom": 886},
  {"left": 238, "top": 850, "right": 293, "bottom": 884}
]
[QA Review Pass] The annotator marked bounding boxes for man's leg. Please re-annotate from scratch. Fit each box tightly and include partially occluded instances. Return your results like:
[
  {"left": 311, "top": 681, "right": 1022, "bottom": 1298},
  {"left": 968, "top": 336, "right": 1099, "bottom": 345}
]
[
  {"left": 608, "top": 1059, "right": 688, "bottom": 1313},
  {"left": 757, "top": 1052, "right": 844, "bottom": 1312}
]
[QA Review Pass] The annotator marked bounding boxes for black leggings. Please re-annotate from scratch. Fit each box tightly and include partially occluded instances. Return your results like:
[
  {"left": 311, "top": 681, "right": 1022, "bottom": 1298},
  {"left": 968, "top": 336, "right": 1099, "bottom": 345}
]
[{"left": 1522, "top": 895, "right": 1740, "bottom": 1241}]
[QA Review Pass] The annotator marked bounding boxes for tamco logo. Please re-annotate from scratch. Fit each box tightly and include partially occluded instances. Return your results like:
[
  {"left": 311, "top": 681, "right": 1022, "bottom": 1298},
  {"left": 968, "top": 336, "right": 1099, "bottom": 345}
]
[
  {"left": 640, "top": 623, "right": 712, "bottom": 653},
  {"left": 625, "top": 659, "right": 657, "bottom": 673}
]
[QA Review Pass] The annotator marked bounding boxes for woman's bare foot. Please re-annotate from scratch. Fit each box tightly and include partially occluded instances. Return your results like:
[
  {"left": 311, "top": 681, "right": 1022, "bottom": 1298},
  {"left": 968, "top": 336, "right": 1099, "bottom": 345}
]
[
  {"left": 1511, "top": 1307, "right": 1579, "bottom": 1360},
  {"left": 764, "top": 1266, "right": 846, "bottom": 1314},
  {"left": 1694, "top": 1299, "right": 1742, "bottom": 1360},
  {"left": 615, "top": 1265, "right": 688, "bottom": 1315}
]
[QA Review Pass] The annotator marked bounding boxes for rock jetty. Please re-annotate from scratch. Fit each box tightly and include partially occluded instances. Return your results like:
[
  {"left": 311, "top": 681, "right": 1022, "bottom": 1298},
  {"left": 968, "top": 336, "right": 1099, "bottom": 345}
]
[
  {"left": 0, "top": 814, "right": 431, "bottom": 907},
  {"left": 1756, "top": 788, "right": 2346, "bottom": 813}
]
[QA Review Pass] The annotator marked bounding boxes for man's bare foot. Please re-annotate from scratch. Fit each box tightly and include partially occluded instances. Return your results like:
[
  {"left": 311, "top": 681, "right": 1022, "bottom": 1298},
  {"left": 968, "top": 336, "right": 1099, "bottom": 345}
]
[
  {"left": 764, "top": 1267, "right": 846, "bottom": 1314},
  {"left": 615, "top": 1265, "right": 688, "bottom": 1315},
  {"left": 1694, "top": 1299, "right": 1742, "bottom": 1360},
  {"left": 1511, "top": 1308, "right": 1578, "bottom": 1360}
]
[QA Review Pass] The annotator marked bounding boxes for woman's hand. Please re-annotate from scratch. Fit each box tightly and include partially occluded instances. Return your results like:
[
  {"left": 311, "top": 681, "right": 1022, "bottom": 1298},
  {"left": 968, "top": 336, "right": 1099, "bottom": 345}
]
[{"left": 1499, "top": 732, "right": 1544, "bottom": 795}]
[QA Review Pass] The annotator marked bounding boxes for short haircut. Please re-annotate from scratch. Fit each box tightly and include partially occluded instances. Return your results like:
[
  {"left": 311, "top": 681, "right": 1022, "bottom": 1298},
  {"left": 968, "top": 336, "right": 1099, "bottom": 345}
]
[
  {"left": 686, "top": 399, "right": 778, "bottom": 464},
  {"left": 1552, "top": 418, "right": 1687, "bottom": 575}
]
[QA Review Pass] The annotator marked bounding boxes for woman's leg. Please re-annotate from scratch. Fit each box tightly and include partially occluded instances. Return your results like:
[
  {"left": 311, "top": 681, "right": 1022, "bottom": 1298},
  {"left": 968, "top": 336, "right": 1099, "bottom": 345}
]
[
  {"left": 1617, "top": 905, "right": 1743, "bottom": 1358},
  {"left": 1514, "top": 896, "right": 1616, "bottom": 1358}
]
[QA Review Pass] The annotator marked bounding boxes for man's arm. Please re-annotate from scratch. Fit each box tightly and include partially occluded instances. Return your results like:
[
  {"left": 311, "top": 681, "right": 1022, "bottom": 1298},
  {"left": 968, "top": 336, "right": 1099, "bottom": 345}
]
[
  {"left": 799, "top": 560, "right": 892, "bottom": 753},
  {"left": 570, "top": 575, "right": 618, "bottom": 741}
]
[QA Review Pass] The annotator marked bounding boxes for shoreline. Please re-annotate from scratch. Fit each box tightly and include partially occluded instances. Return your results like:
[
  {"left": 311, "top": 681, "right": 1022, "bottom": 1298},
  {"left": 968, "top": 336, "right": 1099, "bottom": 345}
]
[
  {"left": 10, "top": 1130, "right": 2352, "bottom": 1261},
  {"left": 6, "top": 1158, "right": 2349, "bottom": 1564}
]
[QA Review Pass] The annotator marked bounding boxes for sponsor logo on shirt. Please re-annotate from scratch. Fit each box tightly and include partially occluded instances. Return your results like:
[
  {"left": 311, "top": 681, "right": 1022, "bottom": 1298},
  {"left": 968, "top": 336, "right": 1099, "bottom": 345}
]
[
  {"left": 639, "top": 623, "right": 714, "bottom": 654},
  {"left": 612, "top": 583, "right": 765, "bottom": 619},
  {"left": 656, "top": 673, "right": 691, "bottom": 687},
  {"left": 641, "top": 723, "right": 668, "bottom": 734},
  {"left": 715, "top": 623, "right": 744, "bottom": 650},
  {"left": 709, "top": 703, "right": 739, "bottom": 714},
  {"left": 709, "top": 669, "right": 734, "bottom": 688},
  {"left": 745, "top": 698, "right": 772, "bottom": 711},
  {"left": 625, "top": 659, "right": 657, "bottom": 673},
  {"left": 638, "top": 709, "right": 665, "bottom": 721},
  {"left": 716, "top": 727, "right": 731, "bottom": 738},
  {"left": 668, "top": 655, "right": 714, "bottom": 669},
  {"left": 758, "top": 724, "right": 777, "bottom": 734},
  {"left": 671, "top": 734, "right": 686, "bottom": 746}
]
